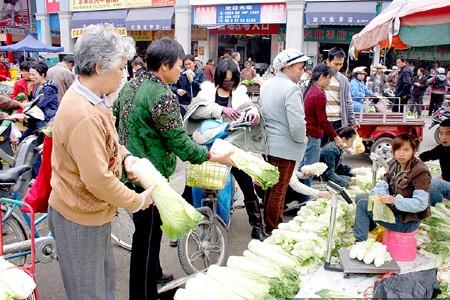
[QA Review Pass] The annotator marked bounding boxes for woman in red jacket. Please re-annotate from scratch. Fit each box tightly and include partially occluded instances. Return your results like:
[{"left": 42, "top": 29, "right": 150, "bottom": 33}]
[
  {"left": 11, "top": 60, "right": 34, "bottom": 102},
  {"left": 0, "top": 54, "right": 11, "bottom": 81},
  {"left": 299, "top": 64, "right": 345, "bottom": 200}
]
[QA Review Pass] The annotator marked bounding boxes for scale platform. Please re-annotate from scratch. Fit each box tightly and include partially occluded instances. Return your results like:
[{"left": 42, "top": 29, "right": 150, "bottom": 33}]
[{"left": 339, "top": 248, "right": 401, "bottom": 278}]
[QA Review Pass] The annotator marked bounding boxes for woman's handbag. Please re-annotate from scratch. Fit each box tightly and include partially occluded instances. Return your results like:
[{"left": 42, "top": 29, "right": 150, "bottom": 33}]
[{"left": 22, "top": 135, "right": 52, "bottom": 213}]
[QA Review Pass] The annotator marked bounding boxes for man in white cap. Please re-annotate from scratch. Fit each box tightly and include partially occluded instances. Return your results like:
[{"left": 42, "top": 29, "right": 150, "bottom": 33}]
[
  {"left": 428, "top": 67, "right": 447, "bottom": 116},
  {"left": 370, "top": 63, "right": 387, "bottom": 93},
  {"left": 349, "top": 66, "right": 373, "bottom": 112},
  {"left": 260, "top": 48, "right": 309, "bottom": 233}
]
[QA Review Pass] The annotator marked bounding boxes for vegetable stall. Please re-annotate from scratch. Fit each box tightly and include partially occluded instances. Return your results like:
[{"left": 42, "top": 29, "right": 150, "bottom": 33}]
[
  {"left": 171, "top": 165, "right": 450, "bottom": 299},
  {"left": 128, "top": 119, "right": 449, "bottom": 298}
]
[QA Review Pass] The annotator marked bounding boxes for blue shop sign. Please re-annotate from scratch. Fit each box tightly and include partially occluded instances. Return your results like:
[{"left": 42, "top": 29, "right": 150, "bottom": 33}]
[{"left": 216, "top": 4, "right": 261, "bottom": 24}]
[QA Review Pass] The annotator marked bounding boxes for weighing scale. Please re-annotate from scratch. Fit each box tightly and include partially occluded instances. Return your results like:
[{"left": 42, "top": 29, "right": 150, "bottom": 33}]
[{"left": 323, "top": 181, "right": 400, "bottom": 278}]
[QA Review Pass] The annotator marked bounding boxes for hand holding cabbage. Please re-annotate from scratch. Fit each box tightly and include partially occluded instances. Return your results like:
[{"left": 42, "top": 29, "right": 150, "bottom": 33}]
[{"left": 130, "top": 158, "right": 203, "bottom": 241}]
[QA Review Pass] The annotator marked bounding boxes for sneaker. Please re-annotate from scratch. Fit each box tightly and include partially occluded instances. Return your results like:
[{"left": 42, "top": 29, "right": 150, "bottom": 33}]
[{"left": 169, "top": 240, "right": 178, "bottom": 247}]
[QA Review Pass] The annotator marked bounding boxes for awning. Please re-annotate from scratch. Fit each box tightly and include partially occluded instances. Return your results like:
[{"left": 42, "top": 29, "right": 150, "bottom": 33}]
[
  {"left": 71, "top": 9, "right": 128, "bottom": 28},
  {"left": 305, "top": 1, "right": 391, "bottom": 26},
  {"left": 125, "top": 7, "right": 174, "bottom": 31}
]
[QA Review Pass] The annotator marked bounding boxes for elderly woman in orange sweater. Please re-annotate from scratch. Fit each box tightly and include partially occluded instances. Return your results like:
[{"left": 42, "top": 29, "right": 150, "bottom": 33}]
[{"left": 47, "top": 24, "right": 153, "bottom": 300}]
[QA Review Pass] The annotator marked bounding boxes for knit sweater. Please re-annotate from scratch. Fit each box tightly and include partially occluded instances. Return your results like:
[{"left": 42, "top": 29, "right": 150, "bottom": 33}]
[
  {"left": 114, "top": 71, "right": 208, "bottom": 179},
  {"left": 49, "top": 88, "right": 143, "bottom": 226},
  {"left": 304, "top": 84, "right": 337, "bottom": 139}
]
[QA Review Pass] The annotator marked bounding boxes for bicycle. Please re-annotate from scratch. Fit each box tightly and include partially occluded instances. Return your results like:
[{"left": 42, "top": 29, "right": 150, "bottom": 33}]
[
  {"left": 0, "top": 165, "right": 56, "bottom": 267},
  {"left": 1, "top": 197, "right": 39, "bottom": 299},
  {"left": 176, "top": 119, "right": 252, "bottom": 274}
]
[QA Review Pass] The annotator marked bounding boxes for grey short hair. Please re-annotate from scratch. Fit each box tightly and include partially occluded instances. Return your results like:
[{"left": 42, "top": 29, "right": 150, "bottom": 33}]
[{"left": 74, "top": 24, "right": 136, "bottom": 76}]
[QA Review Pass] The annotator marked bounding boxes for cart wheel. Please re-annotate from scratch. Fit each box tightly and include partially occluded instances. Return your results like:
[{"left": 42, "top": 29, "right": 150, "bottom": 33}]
[
  {"left": 370, "top": 137, "right": 393, "bottom": 163},
  {"left": 434, "top": 128, "right": 441, "bottom": 144}
]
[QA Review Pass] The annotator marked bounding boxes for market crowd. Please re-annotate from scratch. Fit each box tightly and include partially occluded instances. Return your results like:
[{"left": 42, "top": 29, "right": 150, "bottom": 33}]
[{"left": 0, "top": 24, "right": 449, "bottom": 300}]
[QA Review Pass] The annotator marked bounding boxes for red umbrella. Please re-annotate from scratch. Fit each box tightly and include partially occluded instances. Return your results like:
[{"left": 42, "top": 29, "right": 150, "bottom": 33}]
[{"left": 351, "top": 0, "right": 450, "bottom": 50}]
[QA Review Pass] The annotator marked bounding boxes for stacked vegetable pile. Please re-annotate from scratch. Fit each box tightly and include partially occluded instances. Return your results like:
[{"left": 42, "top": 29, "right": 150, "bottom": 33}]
[
  {"left": 265, "top": 198, "right": 355, "bottom": 274},
  {"left": 174, "top": 240, "right": 301, "bottom": 299},
  {"left": 174, "top": 198, "right": 357, "bottom": 299},
  {"left": 417, "top": 201, "right": 450, "bottom": 265},
  {"left": 349, "top": 239, "right": 392, "bottom": 267},
  {"left": 417, "top": 201, "right": 450, "bottom": 299}
]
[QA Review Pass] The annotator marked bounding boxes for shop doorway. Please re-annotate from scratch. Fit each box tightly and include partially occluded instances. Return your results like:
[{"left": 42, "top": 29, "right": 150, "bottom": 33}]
[{"left": 218, "top": 34, "right": 271, "bottom": 66}]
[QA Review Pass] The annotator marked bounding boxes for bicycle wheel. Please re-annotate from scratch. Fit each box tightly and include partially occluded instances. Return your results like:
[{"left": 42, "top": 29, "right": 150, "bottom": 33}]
[
  {"left": 177, "top": 214, "right": 228, "bottom": 275},
  {"left": 1, "top": 209, "right": 28, "bottom": 266},
  {"left": 111, "top": 208, "right": 134, "bottom": 251}
]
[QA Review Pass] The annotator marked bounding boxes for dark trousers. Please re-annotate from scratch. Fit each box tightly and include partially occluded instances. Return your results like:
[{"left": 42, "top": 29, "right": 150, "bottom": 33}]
[
  {"left": 182, "top": 167, "right": 262, "bottom": 227},
  {"left": 428, "top": 93, "right": 445, "bottom": 116},
  {"left": 321, "top": 119, "right": 342, "bottom": 147},
  {"left": 129, "top": 184, "right": 162, "bottom": 300},
  {"left": 230, "top": 167, "right": 262, "bottom": 226},
  {"left": 264, "top": 156, "right": 296, "bottom": 233},
  {"left": 392, "top": 95, "right": 409, "bottom": 113},
  {"left": 411, "top": 94, "right": 424, "bottom": 116}
]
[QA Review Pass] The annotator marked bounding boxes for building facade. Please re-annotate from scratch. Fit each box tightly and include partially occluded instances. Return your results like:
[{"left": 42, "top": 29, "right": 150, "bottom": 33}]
[{"left": 32, "top": 0, "right": 391, "bottom": 66}]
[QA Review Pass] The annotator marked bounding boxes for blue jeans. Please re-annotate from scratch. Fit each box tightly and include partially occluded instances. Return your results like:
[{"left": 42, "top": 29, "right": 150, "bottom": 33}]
[
  {"left": 429, "top": 178, "right": 450, "bottom": 206},
  {"left": 354, "top": 194, "right": 420, "bottom": 241},
  {"left": 297, "top": 136, "right": 321, "bottom": 202}
]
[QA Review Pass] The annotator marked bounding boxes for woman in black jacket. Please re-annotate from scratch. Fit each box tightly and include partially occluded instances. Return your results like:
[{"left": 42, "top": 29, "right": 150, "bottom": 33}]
[{"left": 411, "top": 68, "right": 427, "bottom": 116}]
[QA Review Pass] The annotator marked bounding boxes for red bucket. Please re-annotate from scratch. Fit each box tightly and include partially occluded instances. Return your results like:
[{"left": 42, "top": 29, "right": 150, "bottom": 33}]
[{"left": 382, "top": 229, "right": 417, "bottom": 261}]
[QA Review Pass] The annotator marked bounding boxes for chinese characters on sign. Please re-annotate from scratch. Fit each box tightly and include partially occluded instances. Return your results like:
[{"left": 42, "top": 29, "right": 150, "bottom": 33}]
[
  {"left": 209, "top": 24, "right": 279, "bottom": 35},
  {"left": 71, "top": 27, "right": 127, "bottom": 38},
  {"left": 193, "top": 3, "right": 286, "bottom": 25},
  {"left": 302, "top": 27, "right": 361, "bottom": 43},
  {"left": 128, "top": 23, "right": 170, "bottom": 30},
  {"left": 305, "top": 13, "right": 374, "bottom": 25},
  {"left": 70, "top": 0, "right": 174, "bottom": 11},
  {"left": 217, "top": 4, "right": 261, "bottom": 24}
]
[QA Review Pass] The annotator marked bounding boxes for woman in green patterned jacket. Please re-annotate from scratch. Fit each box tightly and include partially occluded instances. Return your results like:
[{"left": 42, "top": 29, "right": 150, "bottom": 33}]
[{"left": 114, "top": 38, "right": 231, "bottom": 300}]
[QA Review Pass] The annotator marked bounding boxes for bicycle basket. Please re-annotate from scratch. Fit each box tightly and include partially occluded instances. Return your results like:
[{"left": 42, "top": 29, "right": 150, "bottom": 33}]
[{"left": 186, "top": 161, "right": 231, "bottom": 190}]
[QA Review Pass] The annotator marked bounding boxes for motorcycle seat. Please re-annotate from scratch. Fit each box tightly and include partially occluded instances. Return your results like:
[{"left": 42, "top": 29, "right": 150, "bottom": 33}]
[{"left": 0, "top": 165, "right": 31, "bottom": 184}]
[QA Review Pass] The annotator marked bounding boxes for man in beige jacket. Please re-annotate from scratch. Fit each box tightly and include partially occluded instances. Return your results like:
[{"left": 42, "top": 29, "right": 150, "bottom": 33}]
[{"left": 46, "top": 55, "right": 75, "bottom": 102}]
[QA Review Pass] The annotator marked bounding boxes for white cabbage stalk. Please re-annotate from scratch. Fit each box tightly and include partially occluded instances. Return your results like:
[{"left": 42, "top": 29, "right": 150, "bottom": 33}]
[
  {"left": 0, "top": 258, "right": 36, "bottom": 299},
  {"left": 299, "top": 162, "right": 328, "bottom": 177},
  {"left": 173, "top": 288, "right": 207, "bottom": 300},
  {"left": 131, "top": 158, "right": 203, "bottom": 241}
]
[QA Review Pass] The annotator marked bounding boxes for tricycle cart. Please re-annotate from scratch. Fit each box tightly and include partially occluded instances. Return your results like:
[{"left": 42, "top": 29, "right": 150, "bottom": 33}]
[{"left": 355, "top": 104, "right": 424, "bottom": 161}]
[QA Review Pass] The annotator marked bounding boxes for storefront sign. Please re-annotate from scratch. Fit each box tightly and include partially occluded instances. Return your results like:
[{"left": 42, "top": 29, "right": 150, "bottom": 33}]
[
  {"left": 0, "top": 0, "right": 30, "bottom": 28},
  {"left": 192, "top": 27, "right": 208, "bottom": 40},
  {"left": 129, "top": 30, "right": 152, "bottom": 41},
  {"left": 304, "top": 27, "right": 361, "bottom": 43},
  {"left": 70, "top": 0, "right": 174, "bottom": 11},
  {"left": 217, "top": 4, "right": 261, "bottom": 24},
  {"left": 209, "top": 24, "right": 279, "bottom": 35},
  {"left": 194, "top": 3, "right": 286, "bottom": 25},
  {"left": 71, "top": 27, "right": 127, "bottom": 38},
  {"left": 190, "top": 0, "right": 284, "bottom": 4},
  {"left": 305, "top": 13, "right": 374, "bottom": 26},
  {"left": 46, "top": 0, "right": 60, "bottom": 13}
]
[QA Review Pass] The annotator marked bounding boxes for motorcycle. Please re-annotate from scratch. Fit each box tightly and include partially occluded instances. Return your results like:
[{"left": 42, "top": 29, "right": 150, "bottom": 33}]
[{"left": 430, "top": 103, "right": 450, "bottom": 144}]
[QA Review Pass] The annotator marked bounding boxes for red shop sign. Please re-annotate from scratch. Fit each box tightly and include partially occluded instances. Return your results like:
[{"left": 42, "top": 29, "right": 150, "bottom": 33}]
[
  {"left": 209, "top": 24, "right": 279, "bottom": 35},
  {"left": 46, "top": 0, "right": 60, "bottom": 13}
]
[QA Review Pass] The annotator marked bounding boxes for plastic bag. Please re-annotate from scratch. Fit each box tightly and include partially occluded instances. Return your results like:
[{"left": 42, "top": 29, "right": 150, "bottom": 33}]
[
  {"left": 370, "top": 194, "right": 396, "bottom": 224},
  {"left": 368, "top": 181, "right": 396, "bottom": 224},
  {"left": 353, "top": 134, "right": 365, "bottom": 154}
]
